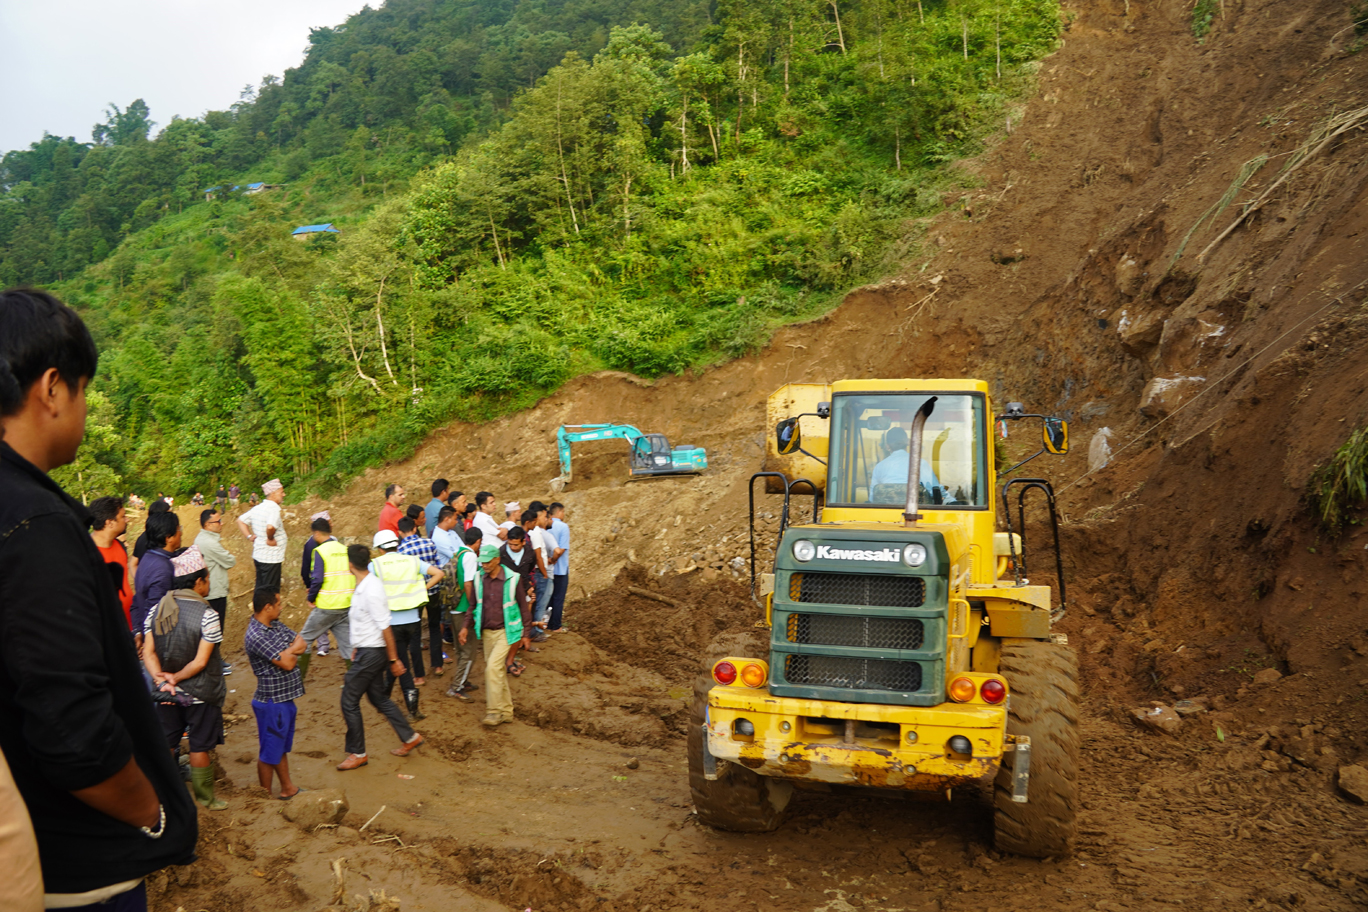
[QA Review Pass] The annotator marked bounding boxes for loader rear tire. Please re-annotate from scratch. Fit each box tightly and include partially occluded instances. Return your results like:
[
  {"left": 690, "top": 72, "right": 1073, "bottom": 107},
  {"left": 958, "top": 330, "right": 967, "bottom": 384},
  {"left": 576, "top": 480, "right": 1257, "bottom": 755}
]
[
  {"left": 993, "top": 639, "right": 1080, "bottom": 858},
  {"left": 687, "top": 673, "right": 793, "bottom": 832}
]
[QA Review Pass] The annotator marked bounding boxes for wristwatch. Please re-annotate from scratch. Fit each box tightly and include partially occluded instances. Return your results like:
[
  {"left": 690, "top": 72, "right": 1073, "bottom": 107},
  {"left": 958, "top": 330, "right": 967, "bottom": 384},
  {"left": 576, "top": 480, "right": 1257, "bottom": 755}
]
[{"left": 140, "top": 803, "right": 166, "bottom": 839}]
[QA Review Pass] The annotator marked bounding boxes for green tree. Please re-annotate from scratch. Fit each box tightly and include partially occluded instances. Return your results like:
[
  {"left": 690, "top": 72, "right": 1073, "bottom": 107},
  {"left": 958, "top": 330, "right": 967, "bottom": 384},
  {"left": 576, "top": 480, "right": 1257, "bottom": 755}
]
[
  {"left": 52, "top": 390, "right": 124, "bottom": 503},
  {"left": 92, "top": 100, "right": 154, "bottom": 146}
]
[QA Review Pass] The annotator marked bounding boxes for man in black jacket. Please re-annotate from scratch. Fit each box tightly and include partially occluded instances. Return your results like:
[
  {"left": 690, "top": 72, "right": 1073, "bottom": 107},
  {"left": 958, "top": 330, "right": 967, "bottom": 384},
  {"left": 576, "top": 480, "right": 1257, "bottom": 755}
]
[{"left": 0, "top": 287, "right": 196, "bottom": 910}]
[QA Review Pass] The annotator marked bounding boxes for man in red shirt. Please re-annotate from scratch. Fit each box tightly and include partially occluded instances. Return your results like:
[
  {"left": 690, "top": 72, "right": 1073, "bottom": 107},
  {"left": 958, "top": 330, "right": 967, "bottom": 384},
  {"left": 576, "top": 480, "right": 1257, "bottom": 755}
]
[
  {"left": 378, "top": 483, "right": 405, "bottom": 535},
  {"left": 88, "top": 495, "right": 133, "bottom": 629}
]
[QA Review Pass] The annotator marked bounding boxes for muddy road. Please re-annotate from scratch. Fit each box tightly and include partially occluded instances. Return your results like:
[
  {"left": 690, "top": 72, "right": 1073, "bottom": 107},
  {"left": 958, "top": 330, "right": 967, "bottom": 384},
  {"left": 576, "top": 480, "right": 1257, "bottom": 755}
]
[{"left": 148, "top": 553, "right": 1367, "bottom": 912}]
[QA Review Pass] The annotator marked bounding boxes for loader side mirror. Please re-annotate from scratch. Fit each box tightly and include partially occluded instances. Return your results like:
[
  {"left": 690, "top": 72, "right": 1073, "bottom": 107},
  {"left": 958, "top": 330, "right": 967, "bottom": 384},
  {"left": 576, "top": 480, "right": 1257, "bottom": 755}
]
[
  {"left": 777, "top": 418, "right": 802, "bottom": 455},
  {"left": 1043, "top": 418, "right": 1069, "bottom": 455}
]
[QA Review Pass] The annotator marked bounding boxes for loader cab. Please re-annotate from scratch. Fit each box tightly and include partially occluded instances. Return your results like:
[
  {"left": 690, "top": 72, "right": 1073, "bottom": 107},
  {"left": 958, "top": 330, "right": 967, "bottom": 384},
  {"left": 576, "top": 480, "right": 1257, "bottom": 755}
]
[{"left": 826, "top": 391, "right": 989, "bottom": 511}]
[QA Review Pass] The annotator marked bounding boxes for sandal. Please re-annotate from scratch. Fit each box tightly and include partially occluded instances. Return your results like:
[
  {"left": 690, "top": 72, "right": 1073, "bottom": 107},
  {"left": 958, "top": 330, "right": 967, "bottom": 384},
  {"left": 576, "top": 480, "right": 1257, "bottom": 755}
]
[
  {"left": 278, "top": 787, "right": 307, "bottom": 801},
  {"left": 505, "top": 661, "right": 525, "bottom": 677},
  {"left": 433, "top": 666, "right": 445, "bottom": 676}
]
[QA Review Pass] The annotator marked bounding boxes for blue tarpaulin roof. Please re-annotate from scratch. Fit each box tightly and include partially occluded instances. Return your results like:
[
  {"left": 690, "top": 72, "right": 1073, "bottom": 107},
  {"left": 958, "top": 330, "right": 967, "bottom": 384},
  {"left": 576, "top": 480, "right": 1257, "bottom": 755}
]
[
  {"left": 292, "top": 223, "right": 339, "bottom": 235},
  {"left": 204, "top": 182, "right": 268, "bottom": 193}
]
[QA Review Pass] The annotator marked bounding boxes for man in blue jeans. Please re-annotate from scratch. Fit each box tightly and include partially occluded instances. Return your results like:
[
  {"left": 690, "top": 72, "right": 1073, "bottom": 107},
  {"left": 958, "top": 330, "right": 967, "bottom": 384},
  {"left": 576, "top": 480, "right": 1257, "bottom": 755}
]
[{"left": 547, "top": 502, "right": 570, "bottom": 632}]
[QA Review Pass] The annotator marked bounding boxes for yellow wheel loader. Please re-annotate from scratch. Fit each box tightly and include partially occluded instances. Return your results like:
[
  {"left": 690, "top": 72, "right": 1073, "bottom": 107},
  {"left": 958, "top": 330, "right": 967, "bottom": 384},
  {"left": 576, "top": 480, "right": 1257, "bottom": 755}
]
[{"left": 687, "top": 379, "right": 1079, "bottom": 857}]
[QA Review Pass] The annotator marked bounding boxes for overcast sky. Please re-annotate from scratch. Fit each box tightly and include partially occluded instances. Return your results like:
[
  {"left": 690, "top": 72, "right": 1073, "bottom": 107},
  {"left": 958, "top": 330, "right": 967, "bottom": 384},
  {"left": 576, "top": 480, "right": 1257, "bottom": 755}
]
[{"left": 0, "top": 0, "right": 370, "bottom": 155}]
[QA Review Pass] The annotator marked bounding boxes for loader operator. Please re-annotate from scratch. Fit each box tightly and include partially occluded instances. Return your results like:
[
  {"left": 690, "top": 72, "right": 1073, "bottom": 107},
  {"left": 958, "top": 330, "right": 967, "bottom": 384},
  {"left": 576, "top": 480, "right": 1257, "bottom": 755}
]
[{"left": 869, "top": 426, "right": 951, "bottom": 503}]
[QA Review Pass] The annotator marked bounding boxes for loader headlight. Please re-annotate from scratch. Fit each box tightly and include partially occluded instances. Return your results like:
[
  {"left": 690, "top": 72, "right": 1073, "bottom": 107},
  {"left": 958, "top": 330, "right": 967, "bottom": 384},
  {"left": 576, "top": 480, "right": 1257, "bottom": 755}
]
[
  {"left": 792, "top": 539, "right": 816, "bottom": 562},
  {"left": 902, "top": 543, "right": 927, "bottom": 567}
]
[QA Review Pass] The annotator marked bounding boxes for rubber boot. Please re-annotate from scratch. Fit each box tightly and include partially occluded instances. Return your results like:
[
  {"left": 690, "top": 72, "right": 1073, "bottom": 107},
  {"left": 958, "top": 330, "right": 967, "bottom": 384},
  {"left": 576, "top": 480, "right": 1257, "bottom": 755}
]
[
  {"left": 296, "top": 652, "right": 312, "bottom": 682},
  {"left": 404, "top": 689, "right": 425, "bottom": 720},
  {"left": 189, "top": 766, "right": 227, "bottom": 810}
]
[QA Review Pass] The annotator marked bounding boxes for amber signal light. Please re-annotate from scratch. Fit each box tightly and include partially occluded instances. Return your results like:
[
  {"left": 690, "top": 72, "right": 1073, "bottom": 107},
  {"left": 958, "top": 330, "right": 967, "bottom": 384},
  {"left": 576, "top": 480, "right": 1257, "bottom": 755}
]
[
  {"left": 948, "top": 677, "right": 977, "bottom": 703},
  {"left": 741, "top": 663, "right": 767, "bottom": 688}
]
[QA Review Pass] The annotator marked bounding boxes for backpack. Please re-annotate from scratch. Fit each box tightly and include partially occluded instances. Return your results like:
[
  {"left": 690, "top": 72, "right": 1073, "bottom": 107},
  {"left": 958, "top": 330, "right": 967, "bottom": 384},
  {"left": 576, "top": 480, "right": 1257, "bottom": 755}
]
[{"left": 441, "top": 545, "right": 473, "bottom": 608}]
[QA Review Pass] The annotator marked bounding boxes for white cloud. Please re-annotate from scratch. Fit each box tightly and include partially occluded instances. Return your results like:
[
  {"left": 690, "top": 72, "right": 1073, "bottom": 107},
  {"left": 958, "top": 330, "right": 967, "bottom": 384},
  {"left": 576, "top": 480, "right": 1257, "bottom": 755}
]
[{"left": 0, "top": 0, "right": 368, "bottom": 154}]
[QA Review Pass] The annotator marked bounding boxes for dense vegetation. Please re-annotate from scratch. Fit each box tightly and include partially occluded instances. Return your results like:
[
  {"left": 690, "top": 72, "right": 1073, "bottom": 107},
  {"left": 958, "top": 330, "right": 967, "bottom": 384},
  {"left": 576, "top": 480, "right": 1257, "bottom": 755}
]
[{"left": 1, "top": 0, "right": 1060, "bottom": 498}]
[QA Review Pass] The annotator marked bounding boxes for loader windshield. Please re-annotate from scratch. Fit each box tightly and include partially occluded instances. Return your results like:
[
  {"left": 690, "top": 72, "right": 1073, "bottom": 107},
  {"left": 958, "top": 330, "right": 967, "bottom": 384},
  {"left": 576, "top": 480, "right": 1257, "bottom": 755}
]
[{"left": 827, "top": 392, "right": 987, "bottom": 508}]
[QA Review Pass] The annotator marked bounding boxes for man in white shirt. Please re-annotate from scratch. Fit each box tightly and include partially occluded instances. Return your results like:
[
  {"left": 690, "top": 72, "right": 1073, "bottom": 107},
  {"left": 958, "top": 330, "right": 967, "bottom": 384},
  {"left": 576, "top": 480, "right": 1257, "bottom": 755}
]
[
  {"left": 471, "top": 491, "right": 504, "bottom": 550},
  {"left": 336, "top": 544, "right": 423, "bottom": 771},
  {"left": 522, "top": 506, "right": 553, "bottom": 642},
  {"left": 235, "top": 478, "right": 287, "bottom": 592}
]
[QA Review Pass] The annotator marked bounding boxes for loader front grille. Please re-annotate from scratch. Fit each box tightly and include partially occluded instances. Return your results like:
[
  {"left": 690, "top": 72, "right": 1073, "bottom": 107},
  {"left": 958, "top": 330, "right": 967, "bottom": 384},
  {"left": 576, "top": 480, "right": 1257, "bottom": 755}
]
[
  {"left": 783, "top": 654, "right": 923, "bottom": 693},
  {"left": 786, "top": 613, "right": 925, "bottom": 650},
  {"left": 789, "top": 572, "right": 925, "bottom": 608}
]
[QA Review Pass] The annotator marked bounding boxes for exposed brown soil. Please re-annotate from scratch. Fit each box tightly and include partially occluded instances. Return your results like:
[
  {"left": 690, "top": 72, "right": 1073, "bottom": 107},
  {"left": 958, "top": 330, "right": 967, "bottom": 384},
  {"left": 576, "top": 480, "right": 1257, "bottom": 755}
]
[{"left": 139, "top": 1, "right": 1368, "bottom": 909}]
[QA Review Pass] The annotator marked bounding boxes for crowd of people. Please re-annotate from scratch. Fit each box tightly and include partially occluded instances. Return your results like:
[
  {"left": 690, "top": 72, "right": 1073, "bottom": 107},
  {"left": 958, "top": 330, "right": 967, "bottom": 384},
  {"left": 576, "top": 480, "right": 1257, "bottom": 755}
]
[{"left": 0, "top": 287, "right": 576, "bottom": 911}]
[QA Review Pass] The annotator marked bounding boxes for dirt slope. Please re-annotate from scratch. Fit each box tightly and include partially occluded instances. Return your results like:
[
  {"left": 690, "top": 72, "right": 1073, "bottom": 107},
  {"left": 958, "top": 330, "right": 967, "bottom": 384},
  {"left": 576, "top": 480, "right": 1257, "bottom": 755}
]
[{"left": 152, "top": 2, "right": 1368, "bottom": 910}]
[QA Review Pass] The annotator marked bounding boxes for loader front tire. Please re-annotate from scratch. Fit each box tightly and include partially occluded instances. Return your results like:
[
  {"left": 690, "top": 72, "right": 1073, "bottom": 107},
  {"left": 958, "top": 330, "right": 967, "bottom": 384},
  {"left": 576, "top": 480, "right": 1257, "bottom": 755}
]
[
  {"left": 687, "top": 673, "right": 792, "bottom": 832},
  {"left": 993, "top": 639, "right": 1081, "bottom": 858}
]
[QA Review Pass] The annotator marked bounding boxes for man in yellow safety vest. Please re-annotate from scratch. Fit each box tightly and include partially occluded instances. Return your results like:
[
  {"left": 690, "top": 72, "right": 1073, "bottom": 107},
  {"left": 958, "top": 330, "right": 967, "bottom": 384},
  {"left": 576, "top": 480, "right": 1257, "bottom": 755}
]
[
  {"left": 297, "top": 518, "right": 355, "bottom": 681},
  {"left": 370, "top": 529, "right": 442, "bottom": 720}
]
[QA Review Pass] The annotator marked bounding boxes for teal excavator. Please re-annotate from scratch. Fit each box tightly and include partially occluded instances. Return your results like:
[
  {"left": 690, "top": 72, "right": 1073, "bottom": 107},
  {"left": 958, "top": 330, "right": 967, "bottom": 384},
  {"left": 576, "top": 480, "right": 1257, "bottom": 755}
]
[{"left": 555, "top": 424, "right": 707, "bottom": 486}]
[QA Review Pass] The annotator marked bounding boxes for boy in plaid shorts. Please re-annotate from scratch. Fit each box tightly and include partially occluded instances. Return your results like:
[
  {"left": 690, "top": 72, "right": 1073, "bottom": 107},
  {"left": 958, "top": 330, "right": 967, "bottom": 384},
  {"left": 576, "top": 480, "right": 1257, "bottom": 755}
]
[{"left": 244, "top": 589, "right": 307, "bottom": 799}]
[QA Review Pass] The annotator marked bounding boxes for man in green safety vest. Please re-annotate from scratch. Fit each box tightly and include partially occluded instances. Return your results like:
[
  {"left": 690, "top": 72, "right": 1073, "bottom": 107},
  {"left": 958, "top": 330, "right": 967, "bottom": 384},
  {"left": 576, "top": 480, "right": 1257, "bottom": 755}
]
[
  {"left": 297, "top": 519, "right": 355, "bottom": 681},
  {"left": 459, "top": 544, "right": 532, "bottom": 727},
  {"left": 370, "top": 529, "right": 442, "bottom": 721}
]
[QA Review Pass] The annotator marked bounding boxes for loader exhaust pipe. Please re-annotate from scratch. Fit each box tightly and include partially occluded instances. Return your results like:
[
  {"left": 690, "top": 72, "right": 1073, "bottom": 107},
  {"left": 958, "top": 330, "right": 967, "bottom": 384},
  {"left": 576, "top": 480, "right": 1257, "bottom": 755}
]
[{"left": 903, "top": 397, "right": 938, "bottom": 528}]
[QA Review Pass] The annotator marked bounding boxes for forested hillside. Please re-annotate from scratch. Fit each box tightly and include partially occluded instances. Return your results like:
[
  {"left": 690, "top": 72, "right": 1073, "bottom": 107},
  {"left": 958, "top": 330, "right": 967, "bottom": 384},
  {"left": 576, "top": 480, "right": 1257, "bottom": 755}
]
[{"left": 0, "top": 0, "right": 1061, "bottom": 499}]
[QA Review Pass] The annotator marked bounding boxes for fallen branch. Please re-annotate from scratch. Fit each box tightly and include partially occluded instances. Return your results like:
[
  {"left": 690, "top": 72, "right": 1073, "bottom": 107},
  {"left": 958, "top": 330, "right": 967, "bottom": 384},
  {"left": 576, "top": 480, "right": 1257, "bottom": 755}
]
[
  {"left": 359, "top": 805, "right": 386, "bottom": 832},
  {"left": 331, "top": 857, "right": 346, "bottom": 905},
  {"left": 628, "top": 586, "right": 684, "bottom": 609},
  {"left": 1197, "top": 104, "right": 1368, "bottom": 263}
]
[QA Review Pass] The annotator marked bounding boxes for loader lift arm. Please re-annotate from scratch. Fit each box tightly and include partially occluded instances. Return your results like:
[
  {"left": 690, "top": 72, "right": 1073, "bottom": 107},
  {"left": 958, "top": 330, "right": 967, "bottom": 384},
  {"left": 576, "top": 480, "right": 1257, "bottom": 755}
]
[{"left": 556, "top": 424, "right": 707, "bottom": 485}]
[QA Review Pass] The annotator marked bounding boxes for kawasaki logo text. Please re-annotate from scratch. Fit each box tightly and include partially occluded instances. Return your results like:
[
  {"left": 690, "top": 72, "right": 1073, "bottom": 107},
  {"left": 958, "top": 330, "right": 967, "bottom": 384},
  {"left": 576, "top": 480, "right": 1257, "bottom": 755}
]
[{"left": 815, "top": 546, "right": 900, "bottom": 562}]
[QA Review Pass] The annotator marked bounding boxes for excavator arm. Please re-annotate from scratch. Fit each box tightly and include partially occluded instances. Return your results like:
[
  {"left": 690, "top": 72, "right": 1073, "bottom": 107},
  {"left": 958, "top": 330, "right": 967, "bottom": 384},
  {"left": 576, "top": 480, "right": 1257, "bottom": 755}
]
[{"left": 557, "top": 424, "right": 649, "bottom": 483}]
